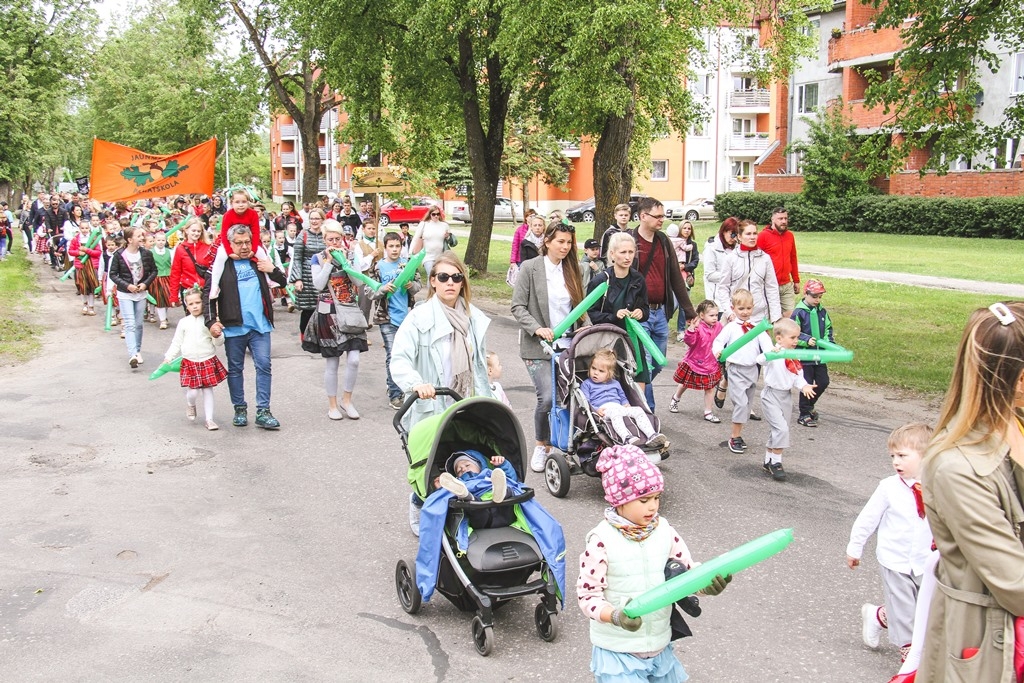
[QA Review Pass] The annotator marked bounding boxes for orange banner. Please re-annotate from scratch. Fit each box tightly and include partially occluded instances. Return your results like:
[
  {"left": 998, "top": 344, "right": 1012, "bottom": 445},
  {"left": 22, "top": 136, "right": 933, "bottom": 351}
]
[{"left": 89, "top": 138, "right": 216, "bottom": 202}]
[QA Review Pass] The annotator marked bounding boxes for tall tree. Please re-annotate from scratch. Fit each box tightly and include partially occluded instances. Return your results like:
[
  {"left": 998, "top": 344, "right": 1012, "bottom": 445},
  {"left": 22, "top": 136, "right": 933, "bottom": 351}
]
[{"left": 787, "top": 102, "right": 878, "bottom": 206}]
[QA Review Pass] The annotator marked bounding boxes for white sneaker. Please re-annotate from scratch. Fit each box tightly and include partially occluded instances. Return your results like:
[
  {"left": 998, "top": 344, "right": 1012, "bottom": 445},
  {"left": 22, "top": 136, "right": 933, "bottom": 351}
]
[
  {"left": 408, "top": 493, "right": 422, "bottom": 537},
  {"left": 861, "top": 603, "right": 883, "bottom": 649},
  {"left": 438, "top": 472, "right": 470, "bottom": 499},
  {"left": 491, "top": 468, "right": 507, "bottom": 504},
  {"left": 530, "top": 446, "right": 548, "bottom": 473}
]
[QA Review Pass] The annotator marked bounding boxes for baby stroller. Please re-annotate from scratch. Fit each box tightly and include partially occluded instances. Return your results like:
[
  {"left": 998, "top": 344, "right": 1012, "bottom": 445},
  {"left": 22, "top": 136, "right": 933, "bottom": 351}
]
[
  {"left": 393, "top": 388, "right": 565, "bottom": 656},
  {"left": 543, "top": 323, "right": 670, "bottom": 497}
]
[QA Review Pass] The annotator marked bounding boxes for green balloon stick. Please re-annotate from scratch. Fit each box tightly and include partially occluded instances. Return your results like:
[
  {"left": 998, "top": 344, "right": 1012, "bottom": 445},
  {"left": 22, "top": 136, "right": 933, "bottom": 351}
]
[
  {"left": 104, "top": 296, "right": 114, "bottom": 331},
  {"left": 285, "top": 284, "right": 297, "bottom": 304},
  {"left": 623, "top": 528, "right": 795, "bottom": 618},
  {"left": 164, "top": 216, "right": 190, "bottom": 239},
  {"left": 94, "top": 286, "right": 102, "bottom": 295},
  {"left": 330, "top": 250, "right": 381, "bottom": 292},
  {"left": 763, "top": 349, "right": 853, "bottom": 364},
  {"left": 813, "top": 339, "right": 850, "bottom": 355},
  {"left": 149, "top": 356, "right": 182, "bottom": 380},
  {"left": 60, "top": 266, "right": 76, "bottom": 281},
  {"left": 625, "top": 317, "right": 667, "bottom": 366},
  {"left": 146, "top": 294, "right": 157, "bottom": 305},
  {"left": 552, "top": 280, "right": 608, "bottom": 340},
  {"left": 388, "top": 250, "right": 425, "bottom": 298},
  {"left": 718, "top": 319, "right": 772, "bottom": 363}
]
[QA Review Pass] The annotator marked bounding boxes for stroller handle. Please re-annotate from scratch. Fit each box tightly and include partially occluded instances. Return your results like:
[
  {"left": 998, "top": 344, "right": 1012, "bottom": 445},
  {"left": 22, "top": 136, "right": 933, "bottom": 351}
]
[{"left": 392, "top": 386, "right": 465, "bottom": 440}]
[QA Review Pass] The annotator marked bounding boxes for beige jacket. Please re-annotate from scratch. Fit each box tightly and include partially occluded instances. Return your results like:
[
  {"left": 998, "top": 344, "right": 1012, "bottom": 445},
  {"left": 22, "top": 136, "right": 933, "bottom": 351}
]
[{"left": 919, "top": 428, "right": 1024, "bottom": 682}]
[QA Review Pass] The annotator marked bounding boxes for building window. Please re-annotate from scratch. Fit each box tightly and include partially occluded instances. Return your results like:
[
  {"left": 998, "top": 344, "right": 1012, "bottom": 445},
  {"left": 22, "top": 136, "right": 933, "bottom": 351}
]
[
  {"left": 789, "top": 151, "right": 805, "bottom": 175},
  {"left": 1013, "top": 53, "right": 1024, "bottom": 94},
  {"left": 801, "top": 17, "right": 820, "bottom": 40},
  {"left": 690, "top": 121, "right": 708, "bottom": 137},
  {"left": 689, "top": 73, "right": 713, "bottom": 97},
  {"left": 732, "top": 161, "right": 752, "bottom": 179},
  {"left": 688, "top": 160, "right": 709, "bottom": 181},
  {"left": 797, "top": 83, "right": 819, "bottom": 113},
  {"left": 732, "top": 118, "right": 754, "bottom": 134},
  {"left": 733, "top": 76, "right": 757, "bottom": 92},
  {"left": 651, "top": 160, "right": 668, "bottom": 181}
]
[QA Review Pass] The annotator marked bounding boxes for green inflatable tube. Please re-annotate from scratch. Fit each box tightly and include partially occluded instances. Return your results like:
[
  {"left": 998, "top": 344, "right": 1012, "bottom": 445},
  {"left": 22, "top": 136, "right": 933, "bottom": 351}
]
[
  {"left": 146, "top": 294, "right": 157, "bottom": 305},
  {"left": 812, "top": 339, "right": 849, "bottom": 354},
  {"left": 61, "top": 228, "right": 105, "bottom": 281},
  {"left": 763, "top": 349, "right": 853, "bottom": 364},
  {"left": 623, "top": 528, "right": 794, "bottom": 618},
  {"left": 330, "top": 250, "right": 381, "bottom": 292},
  {"left": 625, "top": 317, "right": 667, "bottom": 366},
  {"left": 60, "top": 266, "right": 76, "bottom": 281},
  {"left": 718, "top": 319, "right": 772, "bottom": 363},
  {"left": 552, "top": 281, "right": 608, "bottom": 340},
  {"left": 149, "top": 356, "right": 182, "bottom": 380},
  {"left": 388, "top": 250, "right": 426, "bottom": 297},
  {"left": 164, "top": 216, "right": 190, "bottom": 238},
  {"left": 104, "top": 296, "right": 114, "bottom": 331},
  {"left": 285, "top": 284, "right": 297, "bottom": 304}
]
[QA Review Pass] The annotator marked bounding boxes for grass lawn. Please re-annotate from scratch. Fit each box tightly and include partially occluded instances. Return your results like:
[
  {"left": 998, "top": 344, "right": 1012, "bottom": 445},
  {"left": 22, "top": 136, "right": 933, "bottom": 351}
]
[
  {"left": 0, "top": 248, "right": 41, "bottom": 363},
  {"left": 452, "top": 233, "right": 988, "bottom": 395}
]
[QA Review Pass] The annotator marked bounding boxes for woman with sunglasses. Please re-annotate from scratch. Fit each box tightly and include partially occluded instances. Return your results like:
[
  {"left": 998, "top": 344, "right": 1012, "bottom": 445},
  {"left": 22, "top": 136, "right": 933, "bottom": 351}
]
[
  {"left": 512, "top": 220, "right": 586, "bottom": 474},
  {"left": 391, "top": 251, "right": 493, "bottom": 535},
  {"left": 701, "top": 217, "right": 739, "bottom": 317},
  {"left": 410, "top": 206, "right": 451, "bottom": 277}
]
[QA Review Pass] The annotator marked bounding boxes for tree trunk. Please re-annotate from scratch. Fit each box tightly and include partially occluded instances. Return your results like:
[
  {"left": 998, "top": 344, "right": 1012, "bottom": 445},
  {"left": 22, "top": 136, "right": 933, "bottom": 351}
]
[
  {"left": 299, "top": 117, "right": 322, "bottom": 205},
  {"left": 591, "top": 63, "right": 637, "bottom": 241}
]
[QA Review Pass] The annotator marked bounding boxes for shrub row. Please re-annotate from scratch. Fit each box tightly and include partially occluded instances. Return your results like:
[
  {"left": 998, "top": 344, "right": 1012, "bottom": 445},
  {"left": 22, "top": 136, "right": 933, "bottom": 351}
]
[{"left": 713, "top": 192, "right": 1024, "bottom": 239}]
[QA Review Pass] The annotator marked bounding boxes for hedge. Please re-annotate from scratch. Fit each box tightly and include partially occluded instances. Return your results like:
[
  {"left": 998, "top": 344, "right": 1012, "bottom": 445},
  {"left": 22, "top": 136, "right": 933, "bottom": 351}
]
[{"left": 713, "top": 192, "right": 1024, "bottom": 239}]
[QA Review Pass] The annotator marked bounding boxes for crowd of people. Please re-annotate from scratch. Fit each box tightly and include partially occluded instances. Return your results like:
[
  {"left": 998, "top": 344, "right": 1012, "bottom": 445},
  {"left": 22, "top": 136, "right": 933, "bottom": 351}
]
[{"left": 3, "top": 187, "right": 1022, "bottom": 683}]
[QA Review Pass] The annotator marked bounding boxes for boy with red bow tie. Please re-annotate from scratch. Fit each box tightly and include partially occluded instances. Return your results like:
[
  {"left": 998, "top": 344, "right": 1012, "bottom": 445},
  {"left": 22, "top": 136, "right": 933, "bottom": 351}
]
[
  {"left": 845, "top": 423, "right": 934, "bottom": 668},
  {"left": 753, "top": 318, "right": 816, "bottom": 481}
]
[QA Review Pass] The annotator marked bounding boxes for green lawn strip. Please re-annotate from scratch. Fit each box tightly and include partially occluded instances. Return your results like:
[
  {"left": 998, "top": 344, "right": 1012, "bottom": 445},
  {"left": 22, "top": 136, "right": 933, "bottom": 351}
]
[{"left": 0, "top": 249, "right": 42, "bottom": 362}]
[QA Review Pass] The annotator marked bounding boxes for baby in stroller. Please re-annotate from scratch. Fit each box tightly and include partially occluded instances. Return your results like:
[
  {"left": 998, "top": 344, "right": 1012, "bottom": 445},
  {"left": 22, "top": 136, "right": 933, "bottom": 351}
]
[
  {"left": 436, "top": 450, "right": 518, "bottom": 528},
  {"left": 581, "top": 349, "right": 668, "bottom": 450}
]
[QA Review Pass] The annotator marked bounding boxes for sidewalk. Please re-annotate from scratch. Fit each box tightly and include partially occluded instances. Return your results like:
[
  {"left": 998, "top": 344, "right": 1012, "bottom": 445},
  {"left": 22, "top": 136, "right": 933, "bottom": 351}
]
[{"left": 450, "top": 229, "right": 1023, "bottom": 297}]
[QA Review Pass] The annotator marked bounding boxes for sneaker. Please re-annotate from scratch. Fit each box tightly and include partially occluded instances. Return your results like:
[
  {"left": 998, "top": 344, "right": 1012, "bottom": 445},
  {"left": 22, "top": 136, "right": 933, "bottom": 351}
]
[
  {"left": 389, "top": 396, "right": 404, "bottom": 410},
  {"left": 136, "top": 355, "right": 144, "bottom": 365},
  {"left": 714, "top": 383, "right": 727, "bottom": 409},
  {"left": 728, "top": 437, "right": 746, "bottom": 454},
  {"left": 255, "top": 407, "right": 280, "bottom": 430},
  {"left": 675, "top": 332, "right": 685, "bottom": 343},
  {"left": 186, "top": 404, "right": 197, "bottom": 421},
  {"left": 129, "top": 355, "right": 138, "bottom": 369},
  {"left": 232, "top": 405, "right": 248, "bottom": 427},
  {"left": 119, "top": 330, "right": 125, "bottom": 339},
  {"left": 438, "top": 472, "right": 470, "bottom": 499},
  {"left": 899, "top": 645, "right": 911, "bottom": 663},
  {"left": 530, "top": 446, "right": 548, "bottom": 473},
  {"left": 763, "top": 461, "right": 787, "bottom": 481},
  {"left": 646, "top": 434, "right": 668, "bottom": 450},
  {"left": 491, "top": 468, "right": 507, "bottom": 504},
  {"left": 409, "top": 492, "right": 422, "bottom": 537},
  {"left": 810, "top": 410, "right": 819, "bottom": 420},
  {"left": 159, "top": 321, "right": 167, "bottom": 330},
  {"left": 797, "top": 414, "right": 818, "bottom": 428},
  {"left": 861, "top": 604, "right": 884, "bottom": 650},
  {"left": 629, "top": 436, "right": 646, "bottom": 447},
  {"left": 748, "top": 412, "right": 762, "bottom": 421},
  {"left": 669, "top": 399, "right": 680, "bottom": 413},
  {"left": 205, "top": 420, "right": 219, "bottom": 431}
]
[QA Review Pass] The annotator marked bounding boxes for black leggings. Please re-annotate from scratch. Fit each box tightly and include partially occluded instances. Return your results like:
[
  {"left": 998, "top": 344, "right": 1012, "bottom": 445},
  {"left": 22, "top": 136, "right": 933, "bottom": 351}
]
[{"left": 299, "top": 308, "right": 314, "bottom": 335}]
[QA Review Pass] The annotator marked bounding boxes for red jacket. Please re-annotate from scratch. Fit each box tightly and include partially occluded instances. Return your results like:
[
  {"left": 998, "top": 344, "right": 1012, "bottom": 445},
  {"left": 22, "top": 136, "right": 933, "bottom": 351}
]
[
  {"left": 68, "top": 233, "right": 102, "bottom": 270},
  {"left": 169, "top": 240, "right": 214, "bottom": 298},
  {"left": 757, "top": 227, "right": 800, "bottom": 286}
]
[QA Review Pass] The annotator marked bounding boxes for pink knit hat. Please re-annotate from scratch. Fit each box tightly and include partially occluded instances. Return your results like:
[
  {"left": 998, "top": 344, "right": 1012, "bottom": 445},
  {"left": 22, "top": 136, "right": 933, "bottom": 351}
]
[{"left": 596, "top": 445, "right": 664, "bottom": 507}]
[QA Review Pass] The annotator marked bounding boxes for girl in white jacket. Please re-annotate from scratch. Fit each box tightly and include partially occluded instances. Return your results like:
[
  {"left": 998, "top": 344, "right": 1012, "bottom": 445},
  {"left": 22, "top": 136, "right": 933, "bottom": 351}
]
[{"left": 163, "top": 287, "right": 226, "bottom": 430}]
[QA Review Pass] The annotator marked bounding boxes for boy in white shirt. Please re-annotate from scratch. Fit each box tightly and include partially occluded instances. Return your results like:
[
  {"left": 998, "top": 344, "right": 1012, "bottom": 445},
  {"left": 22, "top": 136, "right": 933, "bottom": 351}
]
[{"left": 845, "top": 422, "right": 934, "bottom": 664}]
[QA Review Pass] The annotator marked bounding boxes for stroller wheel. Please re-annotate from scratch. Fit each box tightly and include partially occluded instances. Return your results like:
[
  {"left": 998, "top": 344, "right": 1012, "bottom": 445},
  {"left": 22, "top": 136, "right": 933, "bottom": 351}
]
[
  {"left": 470, "top": 615, "right": 494, "bottom": 656},
  {"left": 395, "top": 560, "right": 421, "bottom": 614},
  {"left": 544, "top": 452, "right": 571, "bottom": 498},
  {"left": 534, "top": 602, "right": 559, "bottom": 642}
]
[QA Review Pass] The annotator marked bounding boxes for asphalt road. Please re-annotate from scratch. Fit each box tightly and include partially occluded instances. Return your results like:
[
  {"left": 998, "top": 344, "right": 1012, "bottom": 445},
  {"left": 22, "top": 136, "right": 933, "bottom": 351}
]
[{"left": 0, "top": 264, "right": 939, "bottom": 682}]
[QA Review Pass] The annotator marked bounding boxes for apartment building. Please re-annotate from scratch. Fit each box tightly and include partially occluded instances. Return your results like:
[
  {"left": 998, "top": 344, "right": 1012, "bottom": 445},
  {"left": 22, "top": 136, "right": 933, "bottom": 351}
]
[{"left": 269, "top": 108, "right": 352, "bottom": 203}]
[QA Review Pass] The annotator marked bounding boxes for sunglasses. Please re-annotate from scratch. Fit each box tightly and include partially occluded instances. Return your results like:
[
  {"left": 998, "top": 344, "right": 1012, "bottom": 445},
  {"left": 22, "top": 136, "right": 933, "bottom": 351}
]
[
  {"left": 429, "top": 212, "right": 441, "bottom": 217},
  {"left": 550, "top": 222, "right": 575, "bottom": 233},
  {"left": 433, "top": 272, "right": 465, "bottom": 283}
]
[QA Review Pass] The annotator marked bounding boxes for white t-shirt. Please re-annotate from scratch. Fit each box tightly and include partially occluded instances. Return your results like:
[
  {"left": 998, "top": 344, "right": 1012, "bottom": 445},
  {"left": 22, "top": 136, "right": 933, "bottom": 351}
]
[
  {"left": 414, "top": 220, "right": 450, "bottom": 259},
  {"left": 544, "top": 256, "right": 572, "bottom": 345},
  {"left": 119, "top": 249, "right": 146, "bottom": 302}
]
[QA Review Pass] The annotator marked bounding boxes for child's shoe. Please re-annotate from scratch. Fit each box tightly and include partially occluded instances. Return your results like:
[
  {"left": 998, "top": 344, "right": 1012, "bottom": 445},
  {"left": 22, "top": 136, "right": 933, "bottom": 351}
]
[
  {"left": 713, "top": 382, "right": 727, "bottom": 409},
  {"left": 232, "top": 405, "right": 248, "bottom": 427},
  {"left": 205, "top": 420, "right": 219, "bottom": 431},
  {"left": 438, "top": 472, "right": 470, "bottom": 500},
  {"left": 669, "top": 398, "right": 680, "bottom": 413},
  {"left": 861, "top": 603, "right": 884, "bottom": 649},
  {"left": 728, "top": 437, "right": 747, "bottom": 454},
  {"left": 186, "top": 404, "right": 197, "bottom": 421},
  {"left": 490, "top": 468, "right": 507, "bottom": 504},
  {"left": 748, "top": 412, "right": 762, "bottom": 421},
  {"left": 646, "top": 433, "right": 668, "bottom": 450},
  {"left": 703, "top": 411, "right": 721, "bottom": 423},
  {"left": 762, "top": 461, "right": 787, "bottom": 481},
  {"left": 797, "top": 414, "right": 817, "bottom": 428}
]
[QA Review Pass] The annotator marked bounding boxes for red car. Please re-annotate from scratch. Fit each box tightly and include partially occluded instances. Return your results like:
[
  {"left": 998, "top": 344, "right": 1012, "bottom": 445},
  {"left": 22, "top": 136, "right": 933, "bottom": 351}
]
[{"left": 377, "top": 197, "right": 444, "bottom": 226}]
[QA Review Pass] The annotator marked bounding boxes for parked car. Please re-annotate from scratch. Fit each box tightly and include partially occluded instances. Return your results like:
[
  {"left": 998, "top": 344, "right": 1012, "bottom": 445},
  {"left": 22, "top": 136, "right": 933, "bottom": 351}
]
[
  {"left": 565, "top": 194, "right": 649, "bottom": 223},
  {"left": 667, "top": 198, "right": 716, "bottom": 222},
  {"left": 450, "top": 197, "right": 523, "bottom": 223},
  {"left": 377, "top": 197, "right": 444, "bottom": 226}
]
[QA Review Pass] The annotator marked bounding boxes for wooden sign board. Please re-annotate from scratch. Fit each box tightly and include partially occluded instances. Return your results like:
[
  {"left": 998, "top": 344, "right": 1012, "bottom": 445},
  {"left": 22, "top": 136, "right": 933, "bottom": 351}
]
[{"left": 352, "top": 167, "right": 409, "bottom": 194}]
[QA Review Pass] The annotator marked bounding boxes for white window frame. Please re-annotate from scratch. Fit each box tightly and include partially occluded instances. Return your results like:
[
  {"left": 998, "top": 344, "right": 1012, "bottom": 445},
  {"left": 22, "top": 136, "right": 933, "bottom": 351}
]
[
  {"left": 731, "top": 160, "right": 752, "bottom": 178},
  {"left": 732, "top": 117, "right": 754, "bottom": 134},
  {"left": 801, "top": 16, "right": 821, "bottom": 40},
  {"left": 687, "top": 160, "right": 709, "bottom": 181},
  {"left": 797, "top": 83, "right": 819, "bottom": 114},
  {"left": 1012, "top": 52, "right": 1024, "bottom": 95},
  {"left": 651, "top": 160, "right": 669, "bottom": 181},
  {"left": 689, "top": 121, "right": 708, "bottom": 138}
]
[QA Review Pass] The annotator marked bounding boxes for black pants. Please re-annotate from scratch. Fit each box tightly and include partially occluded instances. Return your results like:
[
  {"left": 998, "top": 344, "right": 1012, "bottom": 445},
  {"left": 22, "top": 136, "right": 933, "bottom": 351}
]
[
  {"left": 799, "top": 363, "right": 830, "bottom": 417},
  {"left": 22, "top": 226, "right": 34, "bottom": 252},
  {"left": 299, "top": 308, "right": 314, "bottom": 335}
]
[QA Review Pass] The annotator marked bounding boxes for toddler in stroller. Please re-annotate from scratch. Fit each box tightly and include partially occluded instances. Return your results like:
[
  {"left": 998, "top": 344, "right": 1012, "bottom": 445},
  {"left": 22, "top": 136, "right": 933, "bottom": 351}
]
[
  {"left": 393, "top": 391, "right": 566, "bottom": 656},
  {"left": 582, "top": 349, "right": 668, "bottom": 450}
]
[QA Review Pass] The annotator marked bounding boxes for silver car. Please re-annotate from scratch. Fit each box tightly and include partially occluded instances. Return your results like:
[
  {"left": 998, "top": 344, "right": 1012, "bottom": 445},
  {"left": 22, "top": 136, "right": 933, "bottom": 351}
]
[
  {"left": 451, "top": 197, "right": 523, "bottom": 223},
  {"left": 668, "top": 198, "right": 716, "bottom": 222}
]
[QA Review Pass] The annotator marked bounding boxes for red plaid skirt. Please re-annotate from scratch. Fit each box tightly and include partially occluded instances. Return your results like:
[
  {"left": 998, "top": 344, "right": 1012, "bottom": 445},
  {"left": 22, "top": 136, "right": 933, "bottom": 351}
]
[
  {"left": 35, "top": 235, "right": 50, "bottom": 254},
  {"left": 179, "top": 356, "right": 227, "bottom": 389},
  {"left": 673, "top": 361, "right": 721, "bottom": 390}
]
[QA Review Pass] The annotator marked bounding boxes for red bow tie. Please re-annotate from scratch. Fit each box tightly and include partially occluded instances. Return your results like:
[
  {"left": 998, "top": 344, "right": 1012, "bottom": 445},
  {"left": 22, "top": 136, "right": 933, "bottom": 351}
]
[
  {"left": 912, "top": 482, "right": 925, "bottom": 519},
  {"left": 785, "top": 358, "right": 802, "bottom": 374},
  {"left": 740, "top": 322, "right": 754, "bottom": 333}
]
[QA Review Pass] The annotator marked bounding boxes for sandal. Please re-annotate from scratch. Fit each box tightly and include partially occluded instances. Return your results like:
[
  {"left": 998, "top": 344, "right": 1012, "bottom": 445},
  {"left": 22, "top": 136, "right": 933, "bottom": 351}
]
[
  {"left": 669, "top": 399, "right": 680, "bottom": 414},
  {"left": 703, "top": 411, "right": 721, "bottom": 423},
  {"left": 713, "top": 383, "right": 727, "bottom": 409},
  {"left": 749, "top": 413, "right": 762, "bottom": 421}
]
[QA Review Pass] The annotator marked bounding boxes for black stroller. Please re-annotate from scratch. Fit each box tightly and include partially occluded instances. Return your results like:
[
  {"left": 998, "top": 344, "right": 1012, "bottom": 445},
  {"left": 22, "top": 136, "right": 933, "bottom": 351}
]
[{"left": 393, "top": 389, "right": 564, "bottom": 656}]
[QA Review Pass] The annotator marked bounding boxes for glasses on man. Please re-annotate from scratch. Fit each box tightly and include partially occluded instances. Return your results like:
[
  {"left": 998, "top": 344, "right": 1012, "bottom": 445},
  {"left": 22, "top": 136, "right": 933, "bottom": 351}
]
[
  {"left": 434, "top": 272, "right": 465, "bottom": 283},
  {"left": 644, "top": 212, "right": 665, "bottom": 220}
]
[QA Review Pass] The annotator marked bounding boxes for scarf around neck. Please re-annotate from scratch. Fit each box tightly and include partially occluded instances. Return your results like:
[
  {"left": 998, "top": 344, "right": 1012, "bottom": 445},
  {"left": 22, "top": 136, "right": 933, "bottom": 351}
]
[
  {"left": 440, "top": 298, "right": 473, "bottom": 398},
  {"left": 604, "top": 506, "right": 660, "bottom": 542}
]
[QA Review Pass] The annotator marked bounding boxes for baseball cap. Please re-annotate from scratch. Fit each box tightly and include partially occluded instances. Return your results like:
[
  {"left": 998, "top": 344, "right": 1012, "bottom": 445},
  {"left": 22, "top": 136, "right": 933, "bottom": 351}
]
[
  {"left": 584, "top": 239, "right": 600, "bottom": 250},
  {"left": 804, "top": 279, "right": 826, "bottom": 295}
]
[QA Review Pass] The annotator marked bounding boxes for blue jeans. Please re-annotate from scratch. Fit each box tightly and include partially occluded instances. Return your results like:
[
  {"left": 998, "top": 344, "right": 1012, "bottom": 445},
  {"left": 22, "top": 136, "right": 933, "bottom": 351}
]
[
  {"left": 524, "top": 358, "right": 552, "bottom": 444},
  {"left": 641, "top": 307, "right": 669, "bottom": 409},
  {"left": 120, "top": 297, "right": 147, "bottom": 357},
  {"left": 378, "top": 322, "right": 401, "bottom": 400},
  {"left": 224, "top": 329, "right": 272, "bottom": 409}
]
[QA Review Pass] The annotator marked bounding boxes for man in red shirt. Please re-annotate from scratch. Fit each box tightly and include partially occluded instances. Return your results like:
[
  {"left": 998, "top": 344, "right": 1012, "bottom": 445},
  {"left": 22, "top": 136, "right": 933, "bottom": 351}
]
[{"left": 757, "top": 207, "right": 800, "bottom": 317}]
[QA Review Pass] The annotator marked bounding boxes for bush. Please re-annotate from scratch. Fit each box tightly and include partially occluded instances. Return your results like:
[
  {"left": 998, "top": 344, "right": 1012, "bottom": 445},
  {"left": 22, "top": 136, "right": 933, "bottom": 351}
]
[{"left": 713, "top": 192, "right": 1024, "bottom": 239}]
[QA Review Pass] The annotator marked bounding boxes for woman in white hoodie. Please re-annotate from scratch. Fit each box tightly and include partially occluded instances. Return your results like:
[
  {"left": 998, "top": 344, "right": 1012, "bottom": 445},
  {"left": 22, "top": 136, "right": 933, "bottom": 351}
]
[
  {"left": 701, "top": 217, "right": 739, "bottom": 313},
  {"left": 714, "top": 219, "right": 781, "bottom": 324}
]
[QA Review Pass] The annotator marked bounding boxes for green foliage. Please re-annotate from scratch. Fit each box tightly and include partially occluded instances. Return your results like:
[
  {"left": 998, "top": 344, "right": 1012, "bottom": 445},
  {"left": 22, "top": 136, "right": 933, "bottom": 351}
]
[
  {"left": 863, "top": 0, "right": 1024, "bottom": 173},
  {"left": 713, "top": 191, "right": 1024, "bottom": 239},
  {"left": 787, "top": 104, "right": 877, "bottom": 206}
]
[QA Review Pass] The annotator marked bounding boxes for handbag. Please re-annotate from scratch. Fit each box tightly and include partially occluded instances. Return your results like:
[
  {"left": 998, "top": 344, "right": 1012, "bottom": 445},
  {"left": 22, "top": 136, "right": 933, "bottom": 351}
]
[
  {"left": 505, "top": 263, "right": 519, "bottom": 287},
  {"left": 444, "top": 232, "right": 458, "bottom": 250},
  {"left": 325, "top": 264, "right": 369, "bottom": 334}
]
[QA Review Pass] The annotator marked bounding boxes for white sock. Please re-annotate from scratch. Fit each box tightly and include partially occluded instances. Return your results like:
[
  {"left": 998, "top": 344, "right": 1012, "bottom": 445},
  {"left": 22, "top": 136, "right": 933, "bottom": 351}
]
[
  {"left": 202, "top": 388, "right": 215, "bottom": 421},
  {"left": 766, "top": 451, "right": 781, "bottom": 465},
  {"left": 185, "top": 388, "right": 199, "bottom": 406}
]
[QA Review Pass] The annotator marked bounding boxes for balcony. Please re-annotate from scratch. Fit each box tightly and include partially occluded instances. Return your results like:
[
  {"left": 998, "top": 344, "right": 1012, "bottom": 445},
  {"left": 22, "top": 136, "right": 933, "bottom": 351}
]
[
  {"left": 280, "top": 124, "right": 298, "bottom": 138},
  {"left": 727, "top": 133, "right": 771, "bottom": 154},
  {"left": 280, "top": 152, "right": 296, "bottom": 166},
  {"left": 728, "top": 178, "right": 755, "bottom": 192},
  {"left": 279, "top": 179, "right": 330, "bottom": 195},
  {"left": 559, "top": 140, "right": 581, "bottom": 158},
  {"left": 827, "top": 25, "right": 903, "bottom": 73},
  {"left": 727, "top": 89, "right": 770, "bottom": 110}
]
